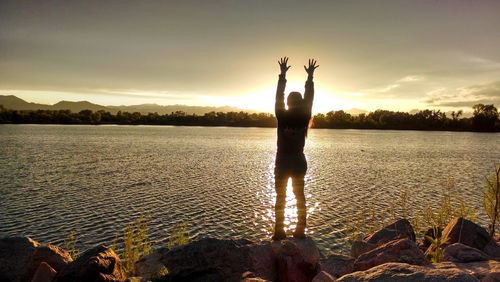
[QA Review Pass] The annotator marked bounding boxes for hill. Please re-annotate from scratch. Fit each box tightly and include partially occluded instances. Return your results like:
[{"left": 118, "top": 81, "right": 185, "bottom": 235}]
[
  {"left": 0, "top": 95, "right": 250, "bottom": 115},
  {"left": 0, "top": 95, "right": 52, "bottom": 111}
]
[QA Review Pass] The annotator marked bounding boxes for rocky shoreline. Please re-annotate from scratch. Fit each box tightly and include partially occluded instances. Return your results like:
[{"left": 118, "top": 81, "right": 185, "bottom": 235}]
[{"left": 2, "top": 217, "right": 500, "bottom": 282}]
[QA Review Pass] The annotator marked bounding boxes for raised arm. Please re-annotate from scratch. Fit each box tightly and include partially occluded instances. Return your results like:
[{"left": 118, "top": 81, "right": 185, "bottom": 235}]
[
  {"left": 303, "top": 59, "right": 319, "bottom": 117},
  {"left": 275, "top": 57, "right": 290, "bottom": 117}
]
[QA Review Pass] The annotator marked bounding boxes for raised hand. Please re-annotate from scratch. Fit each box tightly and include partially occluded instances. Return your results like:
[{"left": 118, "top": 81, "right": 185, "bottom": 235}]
[
  {"left": 278, "top": 57, "right": 291, "bottom": 75},
  {"left": 304, "top": 59, "right": 319, "bottom": 77}
]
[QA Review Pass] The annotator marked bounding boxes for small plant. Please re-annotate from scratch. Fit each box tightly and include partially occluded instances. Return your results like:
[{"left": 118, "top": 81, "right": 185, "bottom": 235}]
[
  {"left": 484, "top": 165, "right": 500, "bottom": 237},
  {"left": 425, "top": 226, "right": 449, "bottom": 263},
  {"left": 150, "top": 223, "right": 190, "bottom": 281},
  {"left": 150, "top": 266, "right": 169, "bottom": 281},
  {"left": 63, "top": 230, "right": 80, "bottom": 258},
  {"left": 121, "top": 214, "right": 152, "bottom": 276},
  {"left": 167, "top": 223, "right": 189, "bottom": 249},
  {"left": 420, "top": 177, "right": 476, "bottom": 234}
]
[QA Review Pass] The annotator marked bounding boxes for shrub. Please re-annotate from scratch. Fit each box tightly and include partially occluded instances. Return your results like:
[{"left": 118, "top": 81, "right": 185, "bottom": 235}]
[
  {"left": 167, "top": 223, "right": 189, "bottom": 249},
  {"left": 484, "top": 165, "right": 500, "bottom": 237},
  {"left": 121, "top": 214, "right": 152, "bottom": 275},
  {"left": 63, "top": 230, "right": 80, "bottom": 259}
]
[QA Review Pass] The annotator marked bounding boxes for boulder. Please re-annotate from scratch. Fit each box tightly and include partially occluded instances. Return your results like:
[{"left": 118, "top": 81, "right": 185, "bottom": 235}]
[
  {"left": 0, "top": 237, "right": 72, "bottom": 282},
  {"left": 443, "top": 243, "right": 490, "bottom": 263},
  {"left": 274, "top": 238, "right": 320, "bottom": 282},
  {"left": 312, "top": 271, "right": 336, "bottom": 282},
  {"left": 483, "top": 272, "right": 500, "bottom": 282},
  {"left": 354, "top": 238, "right": 430, "bottom": 271},
  {"left": 31, "top": 244, "right": 73, "bottom": 275},
  {"left": 160, "top": 238, "right": 277, "bottom": 282},
  {"left": 319, "top": 254, "right": 354, "bottom": 278},
  {"left": 364, "top": 219, "right": 416, "bottom": 245},
  {"left": 241, "top": 271, "right": 272, "bottom": 282},
  {"left": 57, "top": 245, "right": 126, "bottom": 282},
  {"left": 125, "top": 278, "right": 147, "bottom": 282},
  {"left": 416, "top": 239, "right": 428, "bottom": 253},
  {"left": 426, "top": 217, "right": 500, "bottom": 258},
  {"left": 482, "top": 239, "right": 500, "bottom": 259},
  {"left": 337, "top": 262, "right": 478, "bottom": 281},
  {"left": 242, "top": 278, "right": 271, "bottom": 282},
  {"left": 249, "top": 240, "right": 279, "bottom": 281},
  {"left": 134, "top": 247, "right": 169, "bottom": 279},
  {"left": 435, "top": 260, "right": 500, "bottom": 281},
  {"left": 0, "top": 237, "right": 40, "bottom": 282},
  {"left": 350, "top": 219, "right": 416, "bottom": 259},
  {"left": 350, "top": 241, "right": 375, "bottom": 259},
  {"left": 31, "top": 262, "right": 57, "bottom": 282}
]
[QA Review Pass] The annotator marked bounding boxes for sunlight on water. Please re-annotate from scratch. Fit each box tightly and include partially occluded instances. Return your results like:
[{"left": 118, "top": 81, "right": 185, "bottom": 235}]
[
  {"left": 0, "top": 125, "right": 499, "bottom": 253},
  {"left": 283, "top": 178, "right": 297, "bottom": 232}
]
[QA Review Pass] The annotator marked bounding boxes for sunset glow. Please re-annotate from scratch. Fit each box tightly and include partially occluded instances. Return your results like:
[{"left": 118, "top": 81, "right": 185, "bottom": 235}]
[{"left": 1, "top": 1, "right": 499, "bottom": 113}]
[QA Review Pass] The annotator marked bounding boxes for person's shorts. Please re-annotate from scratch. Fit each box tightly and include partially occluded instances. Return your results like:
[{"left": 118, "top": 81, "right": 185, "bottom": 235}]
[{"left": 274, "top": 153, "right": 307, "bottom": 176}]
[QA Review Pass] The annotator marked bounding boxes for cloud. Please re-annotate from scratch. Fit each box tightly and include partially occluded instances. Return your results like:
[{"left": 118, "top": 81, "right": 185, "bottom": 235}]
[
  {"left": 424, "top": 81, "right": 500, "bottom": 108},
  {"left": 378, "top": 84, "right": 400, "bottom": 93},
  {"left": 93, "top": 89, "right": 203, "bottom": 100},
  {"left": 370, "top": 75, "right": 424, "bottom": 94},
  {"left": 398, "top": 75, "right": 424, "bottom": 82}
]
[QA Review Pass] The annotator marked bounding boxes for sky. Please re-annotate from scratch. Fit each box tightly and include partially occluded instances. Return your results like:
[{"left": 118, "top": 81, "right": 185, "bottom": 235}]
[{"left": 1, "top": 0, "right": 499, "bottom": 113}]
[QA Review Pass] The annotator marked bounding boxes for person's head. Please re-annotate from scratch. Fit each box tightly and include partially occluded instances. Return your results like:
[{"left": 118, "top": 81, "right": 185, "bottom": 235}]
[{"left": 287, "top": 92, "right": 303, "bottom": 110}]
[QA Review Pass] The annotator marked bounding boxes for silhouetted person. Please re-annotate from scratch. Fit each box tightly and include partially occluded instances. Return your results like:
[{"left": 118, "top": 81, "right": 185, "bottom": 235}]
[{"left": 273, "top": 57, "right": 318, "bottom": 240}]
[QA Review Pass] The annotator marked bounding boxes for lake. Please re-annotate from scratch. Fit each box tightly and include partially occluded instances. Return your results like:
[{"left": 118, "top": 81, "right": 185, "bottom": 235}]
[{"left": 0, "top": 124, "right": 499, "bottom": 253}]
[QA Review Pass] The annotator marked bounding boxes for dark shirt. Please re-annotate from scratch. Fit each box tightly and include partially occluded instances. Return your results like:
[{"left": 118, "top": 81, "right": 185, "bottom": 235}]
[{"left": 275, "top": 74, "right": 314, "bottom": 155}]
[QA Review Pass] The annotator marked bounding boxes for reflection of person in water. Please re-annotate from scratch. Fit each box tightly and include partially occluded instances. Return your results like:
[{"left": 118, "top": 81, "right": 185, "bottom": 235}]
[{"left": 273, "top": 57, "right": 318, "bottom": 240}]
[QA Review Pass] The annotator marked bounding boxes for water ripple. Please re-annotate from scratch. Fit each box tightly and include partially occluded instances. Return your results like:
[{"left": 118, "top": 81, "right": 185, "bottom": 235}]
[{"left": 0, "top": 125, "right": 499, "bottom": 254}]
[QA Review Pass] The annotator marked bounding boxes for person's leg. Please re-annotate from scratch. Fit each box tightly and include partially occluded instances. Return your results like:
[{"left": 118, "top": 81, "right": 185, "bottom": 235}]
[
  {"left": 273, "top": 171, "right": 287, "bottom": 240},
  {"left": 292, "top": 173, "right": 306, "bottom": 238}
]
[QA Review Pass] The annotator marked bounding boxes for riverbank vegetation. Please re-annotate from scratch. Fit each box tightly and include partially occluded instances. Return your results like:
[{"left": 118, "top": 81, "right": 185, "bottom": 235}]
[
  {"left": 1, "top": 103, "right": 499, "bottom": 132},
  {"left": 343, "top": 165, "right": 500, "bottom": 261}
]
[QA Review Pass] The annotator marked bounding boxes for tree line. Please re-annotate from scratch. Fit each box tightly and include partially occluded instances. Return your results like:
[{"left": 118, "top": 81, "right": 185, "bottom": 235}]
[{"left": 0, "top": 104, "right": 498, "bottom": 132}]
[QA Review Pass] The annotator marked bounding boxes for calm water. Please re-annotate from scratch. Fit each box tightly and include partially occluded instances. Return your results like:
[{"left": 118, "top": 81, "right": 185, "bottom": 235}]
[{"left": 0, "top": 124, "right": 499, "bottom": 253}]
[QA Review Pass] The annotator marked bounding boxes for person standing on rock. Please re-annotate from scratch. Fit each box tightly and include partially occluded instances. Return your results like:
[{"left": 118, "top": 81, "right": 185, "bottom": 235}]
[{"left": 273, "top": 57, "right": 318, "bottom": 240}]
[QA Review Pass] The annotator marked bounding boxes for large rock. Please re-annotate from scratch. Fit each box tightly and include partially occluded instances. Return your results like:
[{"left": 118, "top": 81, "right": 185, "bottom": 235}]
[
  {"left": 160, "top": 238, "right": 276, "bottom": 282},
  {"left": 134, "top": 247, "right": 169, "bottom": 279},
  {"left": 0, "top": 237, "right": 40, "bottom": 282},
  {"left": 426, "top": 217, "right": 500, "bottom": 258},
  {"left": 483, "top": 272, "right": 500, "bottom": 282},
  {"left": 32, "top": 244, "right": 73, "bottom": 276},
  {"left": 364, "top": 219, "right": 416, "bottom": 245},
  {"left": 31, "top": 262, "right": 57, "bottom": 282},
  {"left": 319, "top": 254, "right": 354, "bottom": 278},
  {"left": 483, "top": 240, "right": 500, "bottom": 259},
  {"left": 0, "top": 237, "right": 72, "bottom": 282},
  {"left": 350, "top": 219, "right": 415, "bottom": 259},
  {"left": 353, "top": 238, "right": 429, "bottom": 271},
  {"left": 443, "top": 243, "right": 491, "bottom": 263},
  {"left": 57, "top": 245, "right": 126, "bottom": 282},
  {"left": 241, "top": 271, "right": 272, "bottom": 282},
  {"left": 350, "top": 241, "right": 375, "bottom": 259},
  {"left": 312, "top": 271, "right": 336, "bottom": 282},
  {"left": 337, "top": 262, "right": 479, "bottom": 282},
  {"left": 274, "top": 238, "right": 320, "bottom": 282},
  {"left": 436, "top": 260, "right": 500, "bottom": 281}
]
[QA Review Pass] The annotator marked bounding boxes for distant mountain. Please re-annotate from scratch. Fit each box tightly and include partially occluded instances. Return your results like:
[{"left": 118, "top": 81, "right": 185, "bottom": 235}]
[
  {"left": 0, "top": 95, "right": 252, "bottom": 115},
  {"left": 107, "top": 104, "right": 253, "bottom": 115},
  {"left": 0, "top": 95, "right": 52, "bottom": 111},
  {"left": 52, "top": 100, "right": 110, "bottom": 112}
]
